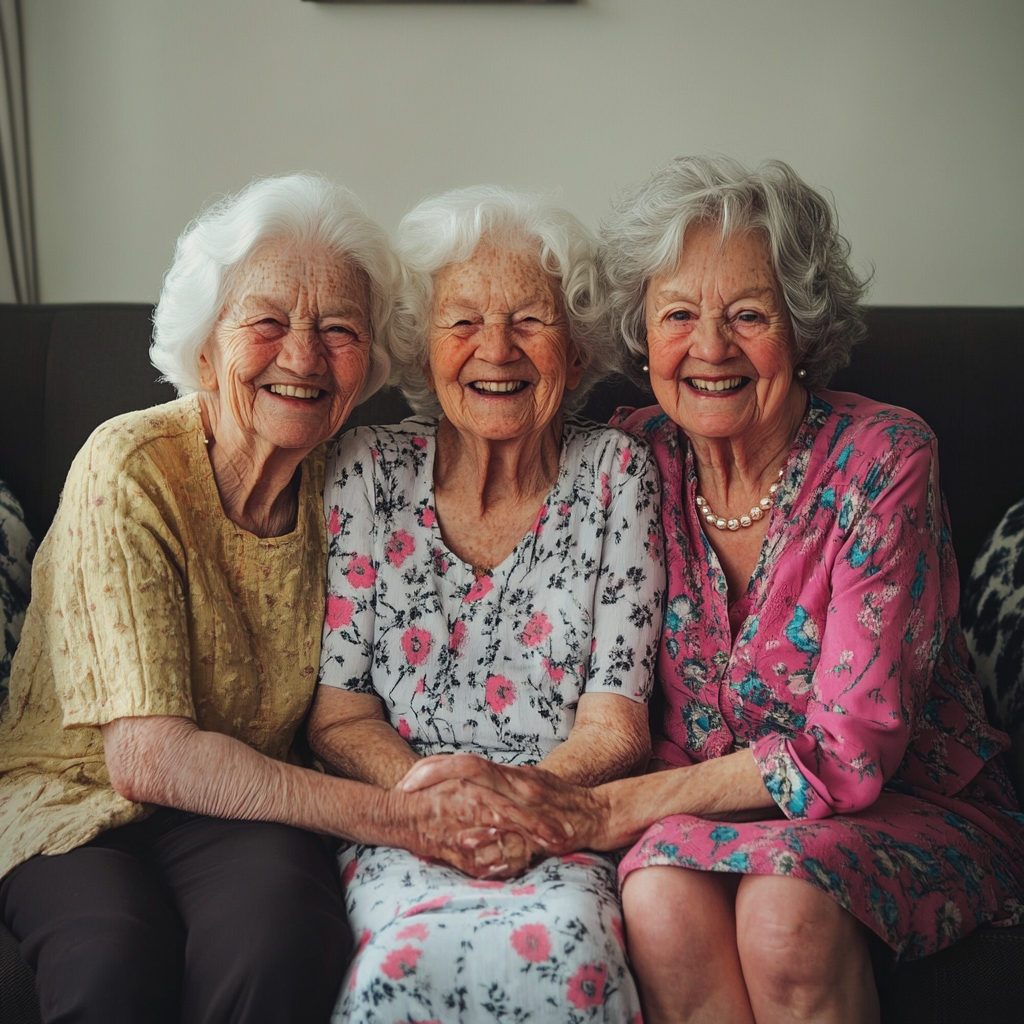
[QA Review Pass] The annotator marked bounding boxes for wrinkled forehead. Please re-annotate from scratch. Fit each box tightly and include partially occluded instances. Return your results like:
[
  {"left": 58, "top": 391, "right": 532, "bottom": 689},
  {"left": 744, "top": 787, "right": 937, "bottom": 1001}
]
[
  {"left": 222, "top": 239, "right": 372, "bottom": 316},
  {"left": 432, "top": 237, "right": 561, "bottom": 309}
]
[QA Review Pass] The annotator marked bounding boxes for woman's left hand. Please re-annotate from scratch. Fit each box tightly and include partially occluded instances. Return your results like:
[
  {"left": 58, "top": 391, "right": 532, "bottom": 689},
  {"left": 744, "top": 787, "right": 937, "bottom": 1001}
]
[{"left": 400, "top": 753, "right": 610, "bottom": 855}]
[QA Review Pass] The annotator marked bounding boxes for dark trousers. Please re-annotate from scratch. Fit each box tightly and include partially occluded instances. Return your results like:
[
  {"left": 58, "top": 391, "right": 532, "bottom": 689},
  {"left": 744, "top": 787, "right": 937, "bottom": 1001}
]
[{"left": 0, "top": 811, "right": 351, "bottom": 1024}]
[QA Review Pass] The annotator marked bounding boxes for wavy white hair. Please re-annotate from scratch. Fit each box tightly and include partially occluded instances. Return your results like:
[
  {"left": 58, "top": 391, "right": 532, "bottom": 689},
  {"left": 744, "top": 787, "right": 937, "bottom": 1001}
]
[
  {"left": 151, "top": 173, "right": 398, "bottom": 401},
  {"left": 601, "top": 156, "right": 869, "bottom": 388},
  {"left": 390, "top": 185, "right": 615, "bottom": 417}
]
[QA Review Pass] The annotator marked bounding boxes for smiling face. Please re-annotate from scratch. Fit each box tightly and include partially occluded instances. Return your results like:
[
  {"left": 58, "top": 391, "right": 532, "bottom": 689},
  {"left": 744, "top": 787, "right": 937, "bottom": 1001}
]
[
  {"left": 198, "top": 242, "right": 373, "bottom": 455},
  {"left": 645, "top": 222, "right": 802, "bottom": 448},
  {"left": 427, "top": 241, "right": 582, "bottom": 443}
]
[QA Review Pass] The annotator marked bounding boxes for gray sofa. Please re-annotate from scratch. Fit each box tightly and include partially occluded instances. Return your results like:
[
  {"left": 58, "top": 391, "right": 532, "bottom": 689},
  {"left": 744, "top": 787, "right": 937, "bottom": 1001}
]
[{"left": 1, "top": 303, "right": 1023, "bottom": 1023}]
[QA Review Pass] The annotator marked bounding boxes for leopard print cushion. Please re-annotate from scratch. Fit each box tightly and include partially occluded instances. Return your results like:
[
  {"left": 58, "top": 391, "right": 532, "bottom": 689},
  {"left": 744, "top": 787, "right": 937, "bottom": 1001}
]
[
  {"left": 963, "top": 496, "right": 1024, "bottom": 798},
  {"left": 0, "top": 482, "right": 34, "bottom": 704}
]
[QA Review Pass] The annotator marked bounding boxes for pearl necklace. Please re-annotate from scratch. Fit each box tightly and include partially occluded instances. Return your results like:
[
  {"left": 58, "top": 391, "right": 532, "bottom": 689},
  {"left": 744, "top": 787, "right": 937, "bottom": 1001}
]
[{"left": 695, "top": 468, "right": 784, "bottom": 531}]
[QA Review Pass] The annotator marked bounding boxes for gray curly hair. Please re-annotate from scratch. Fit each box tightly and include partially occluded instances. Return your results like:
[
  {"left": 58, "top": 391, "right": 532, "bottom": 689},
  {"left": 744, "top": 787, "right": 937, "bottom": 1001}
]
[
  {"left": 390, "top": 185, "right": 616, "bottom": 417},
  {"left": 151, "top": 173, "right": 397, "bottom": 402},
  {"left": 601, "top": 156, "right": 869, "bottom": 389}
]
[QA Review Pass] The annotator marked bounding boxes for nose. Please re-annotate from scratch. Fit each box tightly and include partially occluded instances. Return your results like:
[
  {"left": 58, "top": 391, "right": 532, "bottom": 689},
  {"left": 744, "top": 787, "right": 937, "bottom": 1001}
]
[
  {"left": 277, "top": 323, "right": 327, "bottom": 377},
  {"left": 688, "top": 316, "right": 736, "bottom": 364},
  {"left": 475, "top": 322, "right": 521, "bottom": 364}
]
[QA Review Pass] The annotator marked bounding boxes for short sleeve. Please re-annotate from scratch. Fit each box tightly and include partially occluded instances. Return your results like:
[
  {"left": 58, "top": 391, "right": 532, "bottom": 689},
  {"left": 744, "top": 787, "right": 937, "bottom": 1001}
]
[
  {"left": 50, "top": 438, "right": 195, "bottom": 727},
  {"left": 583, "top": 435, "right": 665, "bottom": 703},
  {"left": 318, "top": 431, "right": 378, "bottom": 693}
]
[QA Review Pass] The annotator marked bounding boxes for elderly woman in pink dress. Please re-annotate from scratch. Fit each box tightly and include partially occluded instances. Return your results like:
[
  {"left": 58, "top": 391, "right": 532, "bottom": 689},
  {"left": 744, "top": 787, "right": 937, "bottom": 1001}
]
[{"left": 406, "top": 157, "right": 1024, "bottom": 1024}]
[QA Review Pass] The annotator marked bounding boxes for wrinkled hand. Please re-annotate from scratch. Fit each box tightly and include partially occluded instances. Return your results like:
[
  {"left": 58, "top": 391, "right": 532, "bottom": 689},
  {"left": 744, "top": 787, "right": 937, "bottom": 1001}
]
[
  {"left": 399, "top": 753, "right": 609, "bottom": 856},
  {"left": 393, "top": 771, "right": 561, "bottom": 878}
]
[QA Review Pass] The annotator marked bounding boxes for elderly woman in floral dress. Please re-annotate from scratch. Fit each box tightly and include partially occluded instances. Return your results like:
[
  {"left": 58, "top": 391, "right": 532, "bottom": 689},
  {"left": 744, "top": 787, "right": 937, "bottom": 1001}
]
[
  {"left": 406, "top": 157, "right": 1024, "bottom": 1024},
  {"left": 308, "top": 186, "right": 664, "bottom": 1024}
]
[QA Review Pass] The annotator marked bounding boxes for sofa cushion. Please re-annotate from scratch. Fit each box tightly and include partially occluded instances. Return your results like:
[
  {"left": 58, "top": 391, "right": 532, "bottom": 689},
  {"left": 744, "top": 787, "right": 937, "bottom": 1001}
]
[
  {"left": 0, "top": 482, "right": 34, "bottom": 704},
  {"left": 963, "top": 497, "right": 1024, "bottom": 799}
]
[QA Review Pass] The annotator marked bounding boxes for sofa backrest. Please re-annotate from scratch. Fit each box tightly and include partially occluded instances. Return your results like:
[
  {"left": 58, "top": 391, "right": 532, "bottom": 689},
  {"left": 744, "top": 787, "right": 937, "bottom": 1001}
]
[{"left": 1, "top": 303, "right": 1020, "bottom": 596}]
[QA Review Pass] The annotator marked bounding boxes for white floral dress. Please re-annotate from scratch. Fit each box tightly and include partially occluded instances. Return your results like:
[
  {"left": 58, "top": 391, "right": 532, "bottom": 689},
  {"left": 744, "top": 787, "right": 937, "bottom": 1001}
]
[{"left": 319, "top": 417, "right": 664, "bottom": 1024}]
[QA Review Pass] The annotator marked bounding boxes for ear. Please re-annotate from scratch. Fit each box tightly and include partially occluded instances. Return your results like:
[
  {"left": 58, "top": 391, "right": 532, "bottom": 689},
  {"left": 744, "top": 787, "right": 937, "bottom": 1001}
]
[
  {"left": 564, "top": 341, "right": 584, "bottom": 392},
  {"left": 197, "top": 345, "right": 219, "bottom": 392}
]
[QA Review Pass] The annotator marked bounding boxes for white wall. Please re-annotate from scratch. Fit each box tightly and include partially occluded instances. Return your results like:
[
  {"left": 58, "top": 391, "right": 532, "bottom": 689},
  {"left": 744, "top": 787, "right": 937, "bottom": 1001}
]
[{"left": 24, "top": 0, "right": 1024, "bottom": 305}]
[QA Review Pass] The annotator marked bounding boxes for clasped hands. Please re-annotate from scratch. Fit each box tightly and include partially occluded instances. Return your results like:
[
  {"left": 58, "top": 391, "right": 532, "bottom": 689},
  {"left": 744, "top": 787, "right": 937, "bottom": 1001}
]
[{"left": 397, "top": 753, "right": 608, "bottom": 879}]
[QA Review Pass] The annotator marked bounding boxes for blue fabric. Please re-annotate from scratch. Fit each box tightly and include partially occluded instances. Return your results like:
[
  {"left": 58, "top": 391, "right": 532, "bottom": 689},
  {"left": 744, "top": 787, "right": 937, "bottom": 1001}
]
[{"left": 0, "top": 481, "right": 34, "bottom": 704}]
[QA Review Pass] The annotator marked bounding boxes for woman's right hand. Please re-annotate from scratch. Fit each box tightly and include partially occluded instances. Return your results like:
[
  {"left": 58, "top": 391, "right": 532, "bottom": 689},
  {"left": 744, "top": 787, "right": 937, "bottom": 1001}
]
[{"left": 398, "top": 754, "right": 611, "bottom": 856}]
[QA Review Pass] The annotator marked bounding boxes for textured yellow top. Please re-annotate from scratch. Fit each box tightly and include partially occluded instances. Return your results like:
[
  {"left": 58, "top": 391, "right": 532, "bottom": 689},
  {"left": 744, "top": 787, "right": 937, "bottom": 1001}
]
[{"left": 0, "top": 396, "right": 327, "bottom": 878}]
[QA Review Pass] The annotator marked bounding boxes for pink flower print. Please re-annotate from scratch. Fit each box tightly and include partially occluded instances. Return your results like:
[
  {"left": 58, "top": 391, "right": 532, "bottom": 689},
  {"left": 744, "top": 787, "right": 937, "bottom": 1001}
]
[
  {"left": 404, "top": 895, "right": 452, "bottom": 917},
  {"left": 449, "top": 620, "right": 468, "bottom": 653},
  {"left": 385, "top": 529, "right": 415, "bottom": 568},
  {"left": 510, "top": 923, "right": 551, "bottom": 963},
  {"left": 611, "top": 916, "right": 625, "bottom": 949},
  {"left": 478, "top": 909, "right": 501, "bottom": 918},
  {"left": 531, "top": 504, "right": 548, "bottom": 536},
  {"left": 397, "top": 923, "right": 429, "bottom": 941},
  {"left": 599, "top": 471, "right": 612, "bottom": 509},
  {"left": 397, "top": 717, "right": 412, "bottom": 739},
  {"left": 542, "top": 658, "right": 565, "bottom": 683},
  {"left": 345, "top": 555, "right": 376, "bottom": 589},
  {"left": 401, "top": 626, "right": 433, "bottom": 666},
  {"left": 370, "top": 448, "right": 379, "bottom": 462},
  {"left": 511, "top": 885, "right": 535, "bottom": 896},
  {"left": 485, "top": 675, "right": 517, "bottom": 714},
  {"left": 469, "top": 880, "right": 505, "bottom": 889},
  {"left": 619, "top": 447, "right": 633, "bottom": 473},
  {"left": 419, "top": 506, "right": 436, "bottom": 527},
  {"left": 412, "top": 436, "right": 427, "bottom": 449},
  {"left": 521, "top": 612, "right": 552, "bottom": 648},
  {"left": 463, "top": 574, "right": 493, "bottom": 603},
  {"left": 327, "top": 591, "right": 358, "bottom": 630},
  {"left": 558, "top": 502, "right": 571, "bottom": 517},
  {"left": 381, "top": 944, "right": 422, "bottom": 980},
  {"left": 347, "top": 928, "right": 373, "bottom": 990},
  {"left": 414, "top": 677, "right": 426, "bottom": 694},
  {"left": 341, "top": 857, "right": 359, "bottom": 888},
  {"left": 327, "top": 507, "right": 341, "bottom": 535},
  {"left": 325, "top": 595, "right": 354, "bottom": 630},
  {"left": 566, "top": 963, "right": 607, "bottom": 1009}
]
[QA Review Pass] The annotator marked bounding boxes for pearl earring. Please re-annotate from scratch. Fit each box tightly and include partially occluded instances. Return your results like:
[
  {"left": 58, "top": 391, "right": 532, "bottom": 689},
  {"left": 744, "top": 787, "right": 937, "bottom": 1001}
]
[{"left": 796, "top": 367, "right": 807, "bottom": 380}]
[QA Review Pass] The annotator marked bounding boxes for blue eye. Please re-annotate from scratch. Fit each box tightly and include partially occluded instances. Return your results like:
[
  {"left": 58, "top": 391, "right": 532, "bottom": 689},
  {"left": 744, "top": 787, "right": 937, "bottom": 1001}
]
[{"left": 668, "top": 310, "right": 691, "bottom": 321}]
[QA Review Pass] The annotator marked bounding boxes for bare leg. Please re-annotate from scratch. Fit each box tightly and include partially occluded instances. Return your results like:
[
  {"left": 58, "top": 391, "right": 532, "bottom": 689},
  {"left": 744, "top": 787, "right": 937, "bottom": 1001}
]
[
  {"left": 622, "top": 866, "right": 755, "bottom": 1024},
  {"left": 735, "top": 874, "right": 880, "bottom": 1024}
]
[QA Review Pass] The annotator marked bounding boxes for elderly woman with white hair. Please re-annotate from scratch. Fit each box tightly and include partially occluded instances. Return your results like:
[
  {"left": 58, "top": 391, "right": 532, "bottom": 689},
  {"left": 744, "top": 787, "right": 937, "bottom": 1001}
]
[
  {"left": 0, "top": 174, "right": 558, "bottom": 1024},
  {"left": 308, "top": 186, "right": 664, "bottom": 1023},
  {"left": 404, "top": 158, "right": 1024, "bottom": 1024}
]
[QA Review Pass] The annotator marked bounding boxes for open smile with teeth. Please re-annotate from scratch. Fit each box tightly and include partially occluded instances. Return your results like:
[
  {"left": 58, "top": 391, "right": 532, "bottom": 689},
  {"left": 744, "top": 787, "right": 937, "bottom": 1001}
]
[
  {"left": 470, "top": 380, "right": 528, "bottom": 394},
  {"left": 686, "top": 376, "right": 748, "bottom": 393},
  {"left": 267, "top": 383, "right": 322, "bottom": 400}
]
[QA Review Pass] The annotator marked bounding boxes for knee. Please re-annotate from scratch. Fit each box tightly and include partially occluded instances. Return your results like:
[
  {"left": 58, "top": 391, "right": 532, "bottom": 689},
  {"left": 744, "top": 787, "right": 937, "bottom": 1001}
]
[
  {"left": 622, "top": 866, "right": 731, "bottom": 958},
  {"left": 737, "top": 878, "right": 857, "bottom": 998}
]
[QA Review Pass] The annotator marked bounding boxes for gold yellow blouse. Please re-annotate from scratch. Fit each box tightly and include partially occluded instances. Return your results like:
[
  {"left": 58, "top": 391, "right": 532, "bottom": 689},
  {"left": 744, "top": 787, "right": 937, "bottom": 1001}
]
[{"left": 0, "top": 396, "right": 327, "bottom": 878}]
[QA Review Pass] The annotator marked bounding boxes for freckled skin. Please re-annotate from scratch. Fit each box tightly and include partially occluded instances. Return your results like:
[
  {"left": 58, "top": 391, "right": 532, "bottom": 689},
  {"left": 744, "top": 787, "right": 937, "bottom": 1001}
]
[
  {"left": 645, "top": 224, "right": 808, "bottom": 604},
  {"left": 428, "top": 242, "right": 582, "bottom": 446},
  {"left": 425, "top": 241, "right": 584, "bottom": 575},
  {"left": 197, "top": 242, "right": 373, "bottom": 536},
  {"left": 645, "top": 224, "right": 804, "bottom": 455}
]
